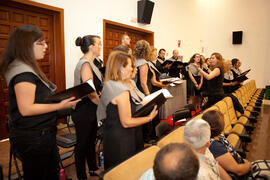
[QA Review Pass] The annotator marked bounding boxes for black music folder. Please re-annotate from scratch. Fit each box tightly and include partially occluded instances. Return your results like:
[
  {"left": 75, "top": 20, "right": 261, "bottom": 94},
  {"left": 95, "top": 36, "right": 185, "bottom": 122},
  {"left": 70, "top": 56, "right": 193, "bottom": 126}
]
[
  {"left": 46, "top": 79, "right": 96, "bottom": 102},
  {"left": 133, "top": 93, "right": 167, "bottom": 118},
  {"left": 233, "top": 69, "right": 250, "bottom": 82}
]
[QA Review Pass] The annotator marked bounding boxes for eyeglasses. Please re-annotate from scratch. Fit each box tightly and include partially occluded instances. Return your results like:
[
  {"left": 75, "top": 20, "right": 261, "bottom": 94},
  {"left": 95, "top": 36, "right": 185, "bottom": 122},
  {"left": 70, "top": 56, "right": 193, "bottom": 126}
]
[{"left": 35, "top": 40, "right": 47, "bottom": 46}]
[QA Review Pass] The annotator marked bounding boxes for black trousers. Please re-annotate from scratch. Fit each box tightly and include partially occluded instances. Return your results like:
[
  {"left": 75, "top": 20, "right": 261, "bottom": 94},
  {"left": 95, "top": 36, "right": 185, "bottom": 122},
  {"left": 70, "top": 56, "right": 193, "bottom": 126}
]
[
  {"left": 72, "top": 100, "right": 98, "bottom": 179},
  {"left": 10, "top": 130, "right": 59, "bottom": 180}
]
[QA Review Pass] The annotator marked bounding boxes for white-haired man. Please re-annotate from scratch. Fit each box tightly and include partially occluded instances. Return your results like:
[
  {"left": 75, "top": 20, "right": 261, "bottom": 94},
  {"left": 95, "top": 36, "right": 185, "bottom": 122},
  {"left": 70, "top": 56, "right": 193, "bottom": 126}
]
[{"left": 184, "top": 119, "right": 232, "bottom": 180}]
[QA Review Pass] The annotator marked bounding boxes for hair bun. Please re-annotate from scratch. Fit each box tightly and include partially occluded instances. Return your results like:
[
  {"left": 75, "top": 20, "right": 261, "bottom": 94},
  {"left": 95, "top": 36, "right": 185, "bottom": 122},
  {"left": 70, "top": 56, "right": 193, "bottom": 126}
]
[{"left": 75, "top": 37, "right": 82, "bottom": 46}]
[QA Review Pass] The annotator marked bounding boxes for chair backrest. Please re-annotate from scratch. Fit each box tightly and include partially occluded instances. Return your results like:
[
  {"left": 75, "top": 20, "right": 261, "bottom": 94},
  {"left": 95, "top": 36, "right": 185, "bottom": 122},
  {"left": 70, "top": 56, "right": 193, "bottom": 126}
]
[
  {"left": 214, "top": 100, "right": 232, "bottom": 135},
  {"left": 226, "top": 133, "right": 240, "bottom": 149},
  {"left": 155, "top": 121, "right": 171, "bottom": 139},
  {"left": 157, "top": 126, "right": 185, "bottom": 148},
  {"left": 223, "top": 97, "right": 238, "bottom": 125},
  {"left": 103, "top": 146, "right": 160, "bottom": 180}
]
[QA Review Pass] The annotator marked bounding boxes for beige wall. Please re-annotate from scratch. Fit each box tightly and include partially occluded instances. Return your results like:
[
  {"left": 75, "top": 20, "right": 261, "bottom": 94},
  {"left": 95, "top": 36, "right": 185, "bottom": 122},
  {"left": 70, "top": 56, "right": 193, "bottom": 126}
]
[{"left": 32, "top": 0, "right": 270, "bottom": 88}]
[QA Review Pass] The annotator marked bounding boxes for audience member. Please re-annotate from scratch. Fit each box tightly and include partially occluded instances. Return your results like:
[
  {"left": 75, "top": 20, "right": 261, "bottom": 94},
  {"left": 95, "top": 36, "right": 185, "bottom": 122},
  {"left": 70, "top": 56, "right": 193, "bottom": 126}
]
[
  {"left": 73, "top": 35, "right": 103, "bottom": 178},
  {"left": 187, "top": 53, "right": 203, "bottom": 109},
  {"left": 0, "top": 25, "right": 80, "bottom": 179},
  {"left": 196, "top": 52, "right": 225, "bottom": 109},
  {"left": 184, "top": 119, "right": 232, "bottom": 180},
  {"left": 202, "top": 110, "right": 252, "bottom": 179},
  {"left": 97, "top": 51, "right": 158, "bottom": 170},
  {"left": 140, "top": 143, "right": 199, "bottom": 180}
]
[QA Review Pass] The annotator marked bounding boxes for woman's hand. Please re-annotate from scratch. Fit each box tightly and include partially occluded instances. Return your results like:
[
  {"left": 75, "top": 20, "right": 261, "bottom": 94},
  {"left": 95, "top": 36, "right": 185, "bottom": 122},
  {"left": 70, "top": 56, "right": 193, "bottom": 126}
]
[
  {"left": 58, "top": 97, "right": 81, "bottom": 110},
  {"left": 147, "top": 105, "right": 158, "bottom": 122}
]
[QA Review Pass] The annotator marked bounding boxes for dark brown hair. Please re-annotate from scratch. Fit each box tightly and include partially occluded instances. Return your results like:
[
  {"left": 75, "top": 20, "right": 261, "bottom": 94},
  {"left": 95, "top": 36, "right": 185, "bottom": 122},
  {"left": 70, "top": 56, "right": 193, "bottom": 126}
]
[
  {"left": 75, "top": 35, "right": 100, "bottom": 54},
  {"left": 189, "top": 53, "right": 202, "bottom": 66},
  {"left": 0, "top": 25, "right": 49, "bottom": 83},
  {"left": 202, "top": 110, "right": 225, "bottom": 138}
]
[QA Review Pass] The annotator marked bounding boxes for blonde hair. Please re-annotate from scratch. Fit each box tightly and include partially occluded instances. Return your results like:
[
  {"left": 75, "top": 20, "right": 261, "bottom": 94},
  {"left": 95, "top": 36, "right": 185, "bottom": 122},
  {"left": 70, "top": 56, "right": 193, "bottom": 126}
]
[
  {"left": 134, "top": 40, "right": 151, "bottom": 60},
  {"left": 149, "top": 46, "right": 157, "bottom": 61},
  {"left": 105, "top": 51, "right": 135, "bottom": 82},
  {"left": 223, "top": 60, "right": 232, "bottom": 73}
]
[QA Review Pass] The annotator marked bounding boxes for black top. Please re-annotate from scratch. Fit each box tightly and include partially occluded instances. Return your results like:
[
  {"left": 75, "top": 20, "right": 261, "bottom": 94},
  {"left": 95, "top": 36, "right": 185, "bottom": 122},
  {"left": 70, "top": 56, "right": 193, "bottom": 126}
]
[
  {"left": 103, "top": 96, "right": 143, "bottom": 169},
  {"left": 136, "top": 65, "right": 153, "bottom": 94},
  {"left": 231, "top": 69, "right": 240, "bottom": 79},
  {"left": 75, "top": 69, "right": 103, "bottom": 117},
  {"left": 8, "top": 72, "right": 57, "bottom": 130},
  {"left": 207, "top": 67, "right": 224, "bottom": 96}
]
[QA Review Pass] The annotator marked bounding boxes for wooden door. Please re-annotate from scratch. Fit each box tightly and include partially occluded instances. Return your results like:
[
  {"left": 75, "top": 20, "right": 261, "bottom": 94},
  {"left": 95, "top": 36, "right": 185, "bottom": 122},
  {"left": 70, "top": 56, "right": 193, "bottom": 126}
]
[
  {"left": 103, "top": 19, "right": 154, "bottom": 65},
  {"left": 0, "top": 0, "right": 65, "bottom": 139}
]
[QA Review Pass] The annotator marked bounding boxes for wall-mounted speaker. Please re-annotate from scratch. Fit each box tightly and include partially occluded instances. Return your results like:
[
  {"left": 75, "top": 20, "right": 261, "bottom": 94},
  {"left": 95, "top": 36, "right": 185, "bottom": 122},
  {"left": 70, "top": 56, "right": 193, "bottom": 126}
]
[
  {"left": 137, "top": 0, "right": 155, "bottom": 24},
  {"left": 233, "top": 31, "right": 243, "bottom": 44}
]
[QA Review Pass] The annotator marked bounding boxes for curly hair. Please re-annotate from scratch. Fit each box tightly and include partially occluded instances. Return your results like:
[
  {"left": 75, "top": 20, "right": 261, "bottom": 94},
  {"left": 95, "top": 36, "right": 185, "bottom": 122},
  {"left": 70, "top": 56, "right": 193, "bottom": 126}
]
[{"left": 133, "top": 40, "right": 151, "bottom": 60}]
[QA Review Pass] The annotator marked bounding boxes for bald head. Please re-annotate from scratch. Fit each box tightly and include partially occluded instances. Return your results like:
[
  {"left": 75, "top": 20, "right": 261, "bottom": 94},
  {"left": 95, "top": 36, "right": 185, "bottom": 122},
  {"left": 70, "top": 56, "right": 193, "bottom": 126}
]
[{"left": 153, "top": 143, "right": 199, "bottom": 180}]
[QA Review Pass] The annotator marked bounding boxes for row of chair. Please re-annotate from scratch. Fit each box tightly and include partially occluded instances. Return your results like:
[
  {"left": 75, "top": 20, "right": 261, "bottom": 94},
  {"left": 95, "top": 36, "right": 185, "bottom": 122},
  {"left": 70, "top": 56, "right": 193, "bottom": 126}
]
[{"left": 101, "top": 79, "right": 265, "bottom": 180}]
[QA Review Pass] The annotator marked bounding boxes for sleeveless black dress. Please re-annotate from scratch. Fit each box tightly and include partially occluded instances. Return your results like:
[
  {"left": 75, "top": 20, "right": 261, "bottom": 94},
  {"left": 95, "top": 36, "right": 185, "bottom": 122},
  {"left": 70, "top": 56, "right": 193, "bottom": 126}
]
[{"left": 103, "top": 96, "right": 143, "bottom": 170}]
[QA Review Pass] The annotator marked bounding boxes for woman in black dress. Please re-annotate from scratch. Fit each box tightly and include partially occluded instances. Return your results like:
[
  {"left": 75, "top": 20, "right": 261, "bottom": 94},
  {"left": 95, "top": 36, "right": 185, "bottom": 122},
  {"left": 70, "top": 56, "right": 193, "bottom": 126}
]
[
  {"left": 0, "top": 25, "right": 80, "bottom": 180},
  {"left": 73, "top": 35, "right": 103, "bottom": 179},
  {"left": 134, "top": 40, "right": 152, "bottom": 96},
  {"left": 97, "top": 51, "right": 158, "bottom": 170},
  {"left": 196, "top": 52, "right": 225, "bottom": 109}
]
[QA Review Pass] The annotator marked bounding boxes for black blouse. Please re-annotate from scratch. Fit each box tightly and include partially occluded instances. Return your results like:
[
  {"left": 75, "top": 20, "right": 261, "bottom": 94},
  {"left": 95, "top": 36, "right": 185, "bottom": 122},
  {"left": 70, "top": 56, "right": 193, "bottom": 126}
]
[{"left": 8, "top": 72, "right": 57, "bottom": 130}]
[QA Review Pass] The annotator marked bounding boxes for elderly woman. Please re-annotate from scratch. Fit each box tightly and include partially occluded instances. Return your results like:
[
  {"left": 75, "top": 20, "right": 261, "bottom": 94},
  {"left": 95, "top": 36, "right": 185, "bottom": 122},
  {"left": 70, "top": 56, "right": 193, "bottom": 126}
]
[
  {"left": 184, "top": 119, "right": 232, "bottom": 180},
  {"left": 202, "top": 110, "right": 252, "bottom": 179}
]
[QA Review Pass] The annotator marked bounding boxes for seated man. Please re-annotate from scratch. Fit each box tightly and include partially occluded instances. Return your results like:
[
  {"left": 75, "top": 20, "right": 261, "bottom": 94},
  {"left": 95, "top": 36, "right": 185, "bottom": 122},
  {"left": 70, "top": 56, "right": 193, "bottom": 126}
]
[
  {"left": 139, "top": 143, "right": 199, "bottom": 180},
  {"left": 184, "top": 119, "right": 232, "bottom": 180}
]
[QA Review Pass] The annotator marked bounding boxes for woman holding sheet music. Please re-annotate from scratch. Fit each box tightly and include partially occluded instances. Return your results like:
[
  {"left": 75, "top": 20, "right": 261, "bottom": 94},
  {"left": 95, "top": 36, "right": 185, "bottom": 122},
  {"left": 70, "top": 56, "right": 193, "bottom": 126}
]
[
  {"left": 97, "top": 51, "right": 158, "bottom": 170},
  {"left": 223, "top": 60, "right": 240, "bottom": 94},
  {"left": 0, "top": 25, "right": 80, "bottom": 179},
  {"left": 73, "top": 35, "right": 103, "bottom": 178}
]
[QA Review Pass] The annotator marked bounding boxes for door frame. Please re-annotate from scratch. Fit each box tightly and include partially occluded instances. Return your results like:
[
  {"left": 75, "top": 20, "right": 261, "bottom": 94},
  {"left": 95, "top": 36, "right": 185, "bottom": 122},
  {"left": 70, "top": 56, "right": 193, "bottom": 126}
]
[
  {"left": 0, "top": 0, "right": 66, "bottom": 139},
  {"left": 9, "top": 0, "right": 66, "bottom": 91},
  {"left": 103, "top": 19, "right": 154, "bottom": 63}
]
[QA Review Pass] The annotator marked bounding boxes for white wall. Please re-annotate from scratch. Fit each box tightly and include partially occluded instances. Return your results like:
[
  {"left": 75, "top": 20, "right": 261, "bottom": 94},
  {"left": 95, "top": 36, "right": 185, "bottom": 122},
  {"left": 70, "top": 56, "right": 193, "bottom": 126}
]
[{"left": 32, "top": 0, "right": 270, "bottom": 88}]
